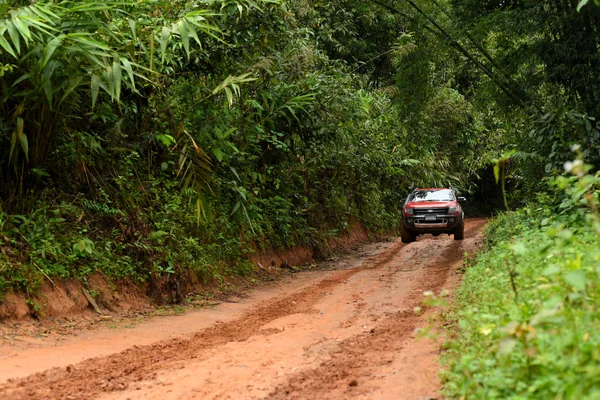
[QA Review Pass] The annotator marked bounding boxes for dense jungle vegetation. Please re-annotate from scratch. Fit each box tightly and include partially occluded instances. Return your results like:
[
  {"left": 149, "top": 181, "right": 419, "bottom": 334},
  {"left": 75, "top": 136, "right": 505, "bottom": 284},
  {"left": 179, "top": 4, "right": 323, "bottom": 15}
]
[
  {"left": 0, "top": 0, "right": 514, "bottom": 295},
  {"left": 442, "top": 158, "right": 600, "bottom": 398},
  {"left": 1, "top": 0, "right": 600, "bottom": 397},
  {"left": 0, "top": 0, "right": 597, "bottom": 285}
]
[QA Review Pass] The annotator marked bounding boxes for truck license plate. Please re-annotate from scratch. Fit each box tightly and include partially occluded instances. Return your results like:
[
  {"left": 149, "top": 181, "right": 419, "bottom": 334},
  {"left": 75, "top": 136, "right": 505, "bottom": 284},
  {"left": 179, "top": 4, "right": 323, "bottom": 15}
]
[{"left": 425, "top": 215, "right": 436, "bottom": 221}]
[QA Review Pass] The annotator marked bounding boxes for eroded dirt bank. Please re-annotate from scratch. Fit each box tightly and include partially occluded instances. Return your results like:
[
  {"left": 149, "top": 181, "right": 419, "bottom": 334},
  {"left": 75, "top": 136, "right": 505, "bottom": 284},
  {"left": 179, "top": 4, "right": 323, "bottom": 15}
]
[
  {"left": 0, "top": 219, "right": 487, "bottom": 399},
  {"left": 0, "top": 221, "right": 370, "bottom": 321}
]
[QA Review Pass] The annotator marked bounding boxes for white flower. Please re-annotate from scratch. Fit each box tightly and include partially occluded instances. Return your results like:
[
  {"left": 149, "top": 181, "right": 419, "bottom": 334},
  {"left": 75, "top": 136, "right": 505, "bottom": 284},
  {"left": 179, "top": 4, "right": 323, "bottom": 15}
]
[
  {"left": 564, "top": 159, "right": 583, "bottom": 174},
  {"left": 564, "top": 161, "right": 574, "bottom": 172}
]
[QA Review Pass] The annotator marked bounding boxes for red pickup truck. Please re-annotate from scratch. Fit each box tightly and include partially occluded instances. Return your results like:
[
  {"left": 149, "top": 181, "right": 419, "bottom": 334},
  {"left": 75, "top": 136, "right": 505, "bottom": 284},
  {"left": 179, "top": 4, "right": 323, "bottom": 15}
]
[{"left": 401, "top": 188, "right": 465, "bottom": 243}]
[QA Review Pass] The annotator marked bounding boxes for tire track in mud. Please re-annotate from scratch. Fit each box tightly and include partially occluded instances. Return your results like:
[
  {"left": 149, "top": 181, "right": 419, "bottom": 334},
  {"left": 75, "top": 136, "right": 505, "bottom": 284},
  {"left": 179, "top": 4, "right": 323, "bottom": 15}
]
[
  {"left": 267, "top": 219, "right": 487, "bottom": 399},
  {"left": 0, "top": 236, "right": 408, "bottom": 400}
]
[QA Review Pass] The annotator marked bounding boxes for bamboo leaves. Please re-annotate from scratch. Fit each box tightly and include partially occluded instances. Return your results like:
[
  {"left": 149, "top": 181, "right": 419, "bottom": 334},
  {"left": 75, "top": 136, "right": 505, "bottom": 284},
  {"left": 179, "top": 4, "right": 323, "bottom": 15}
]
[
  {"left": 212, "top": 73, "right": 257, "bottom": 106},
  {"left": 0, "top": 27, "right": 17, "bottom": 58},
  {"left": 12, "top": 15, "right": 32, "bottom": 46},
  {"left": 0, "top": 3, "right": 58, "bottom": 58},
  {"left": 90, "top": 74, "right": 100, "bottom": 109},
  {"left": 276, "top": 93, "right": 315, "bottom": 123},
  {"left": 7, "top": 20, "right": 20, "bottom": 54},
  {"left": 9, "top": 117, "right": 27, "bottom": 164},
  {"left": 121, "top": 58, "right": 135, "bottom": 90},
  {"left": 2, "top": 0, "right": 225, "bottom": 113},
  {"left": 106, "top": 58, "right": 122, "bottom": 103},
  {"left": 0, "top": 0, "right": 229, "bottom": 183},
  {"left": 40, "top": 34, "right": 65, "bottom": 68},
  {"left": 176, "top": 131, "right": 214, "bottom": 224},
  {"left": 159, "top": 11, "right": 223, "bottom": 62},
  {"left": 160, "top": 26, "right": 171, "bottom": 63}
]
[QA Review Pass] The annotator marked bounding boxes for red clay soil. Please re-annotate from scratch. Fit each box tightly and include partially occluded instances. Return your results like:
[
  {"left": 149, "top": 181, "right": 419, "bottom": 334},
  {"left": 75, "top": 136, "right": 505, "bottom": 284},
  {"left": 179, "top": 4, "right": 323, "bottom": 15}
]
[
  {"left": 0, "top": 221, "right": 369, "bottom": 322},
  {"left": 248, "top": 220, "right": 369, "bottom": 268},
  {"left": 0, "top": 219, "right": 487, "bottom": 400}
]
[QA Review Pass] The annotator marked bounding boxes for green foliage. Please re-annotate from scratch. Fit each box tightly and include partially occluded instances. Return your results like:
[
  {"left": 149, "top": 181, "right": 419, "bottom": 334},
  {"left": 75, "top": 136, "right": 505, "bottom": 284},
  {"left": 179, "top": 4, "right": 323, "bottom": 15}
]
[
  {"left": 0, "top": 0, "right": 224, "bottom": 202},
  {"left": 443, "top": 159, "right": 600, "bottom": 399},
  {"left": 0, "top": 0, "right": 441, "bottom": 298},
  {"left": 7, "top": 0, "right": 594, "bottom": 301},
  {"left": 578, "top": 0, "right": 600, "bottom": 11},
  {"left": 447, "top": 0, "right": 600, "bottom": 174},
  {"left": 0, "top": 188, "right": 254, "bottom": 293}
]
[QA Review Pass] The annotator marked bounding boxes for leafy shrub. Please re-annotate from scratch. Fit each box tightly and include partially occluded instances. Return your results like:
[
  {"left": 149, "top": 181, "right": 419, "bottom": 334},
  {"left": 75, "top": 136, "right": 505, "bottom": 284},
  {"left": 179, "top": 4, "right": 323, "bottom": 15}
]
[{"left": 443, "top": 160, "right": 600, "bottom": 399}]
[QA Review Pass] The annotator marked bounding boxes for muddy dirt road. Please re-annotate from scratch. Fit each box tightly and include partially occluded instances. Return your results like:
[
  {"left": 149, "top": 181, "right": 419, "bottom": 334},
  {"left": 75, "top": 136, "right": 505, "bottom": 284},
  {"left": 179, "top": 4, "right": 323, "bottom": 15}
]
[{"left": 0, "top": 219, "right": 486, "bottom": 400}]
